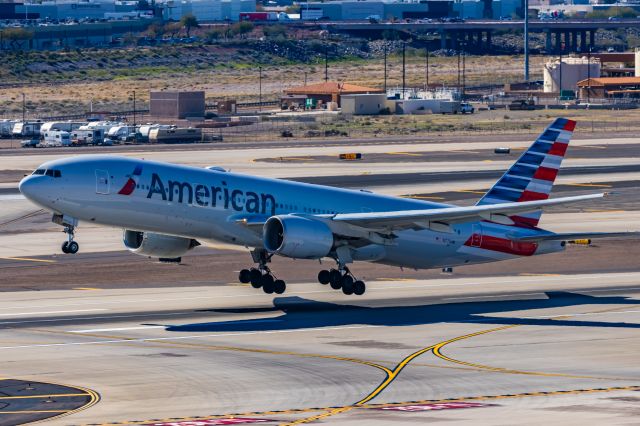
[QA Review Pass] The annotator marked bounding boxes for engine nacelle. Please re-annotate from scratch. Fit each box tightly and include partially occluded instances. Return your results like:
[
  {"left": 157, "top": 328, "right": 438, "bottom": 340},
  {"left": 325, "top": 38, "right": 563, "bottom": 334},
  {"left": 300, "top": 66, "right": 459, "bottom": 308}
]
[
  {"left": 263, "top": 215, "right": 334, "bottom": 259},
  {"left": 123, "top": 230, "right": 199, "bottom": 260}
]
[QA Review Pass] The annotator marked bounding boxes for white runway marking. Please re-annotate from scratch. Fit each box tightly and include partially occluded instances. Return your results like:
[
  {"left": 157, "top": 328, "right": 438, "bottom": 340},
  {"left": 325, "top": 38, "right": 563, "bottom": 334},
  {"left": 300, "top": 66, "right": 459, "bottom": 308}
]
[
  {"left": 0, "top": 325, "right": 383, "bottom": 350},
  {"left": 0, "top": 309, "right": 107, "bottom": 317},
  {"left": 70, "top": 325, "right": 166, "bottom": 333}
]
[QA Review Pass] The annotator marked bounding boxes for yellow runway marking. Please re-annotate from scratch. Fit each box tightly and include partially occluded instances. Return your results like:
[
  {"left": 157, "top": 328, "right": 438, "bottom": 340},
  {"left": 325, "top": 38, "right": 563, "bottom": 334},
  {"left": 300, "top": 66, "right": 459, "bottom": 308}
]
[
  {"left": 73, "top": 287, "right": 101, "bottom": 291},
  {"left": 579, "top": 145, "right": 607, "bottom": 149},
  {"left": 387, "top": 152, "right": 423, "bottom": 157},
  {"left": 91, "top": 386, "right": 640, "bottom": 426},
  {"left": 0, "top": 393, "right": 90, "bottom": 400},
  {"left": 282, "top": 325, "right": 516, "bottom": 425},
  {"left": 584, "top": 209, "right": 625, "bottom": 213},
  {"left": 0, "top": 257, "right": 56, "bottom": 264},
  {"left": 457, "top": 189, "right": 486, "bottom": 195},
  {"left": 519, "top": 273, "right": 561, "bottom": 277},
  {"left": 569, "top": 183, "right": 612, "bottom": 188},
  {"left": 276, "top": 157, "right": 314, "bottom": 161}
]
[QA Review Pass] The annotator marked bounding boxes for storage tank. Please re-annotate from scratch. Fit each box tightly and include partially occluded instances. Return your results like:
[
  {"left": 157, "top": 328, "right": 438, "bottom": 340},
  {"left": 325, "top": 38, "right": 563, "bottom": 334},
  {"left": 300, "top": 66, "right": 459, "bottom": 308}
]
[{"left": 543, "top": 56, "right": 601, "bottom": 93}]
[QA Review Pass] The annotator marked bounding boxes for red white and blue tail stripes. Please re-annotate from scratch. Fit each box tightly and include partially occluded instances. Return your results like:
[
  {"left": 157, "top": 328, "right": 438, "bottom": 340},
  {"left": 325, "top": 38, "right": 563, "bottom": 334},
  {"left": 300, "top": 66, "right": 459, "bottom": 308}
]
[{"left": 476, "top": 117, "right": 576, "bottom": 227}]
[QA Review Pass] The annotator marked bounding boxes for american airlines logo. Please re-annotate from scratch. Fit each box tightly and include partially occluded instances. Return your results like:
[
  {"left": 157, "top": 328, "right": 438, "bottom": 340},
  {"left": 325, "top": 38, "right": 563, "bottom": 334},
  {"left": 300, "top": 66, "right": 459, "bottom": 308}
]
[
  {"left": 146, "top": 172, "right": 277, "bottom": 215},
  {"left": 118, "top": 164, "right": 143, "bottom": 195}
]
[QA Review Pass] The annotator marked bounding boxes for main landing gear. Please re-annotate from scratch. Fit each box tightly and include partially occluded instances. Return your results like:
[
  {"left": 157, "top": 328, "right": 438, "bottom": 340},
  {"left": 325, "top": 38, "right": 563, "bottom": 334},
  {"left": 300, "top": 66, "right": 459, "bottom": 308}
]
[
  {"left": 317, "top": 266, "right": 366, "bottom": 296},
  {"left": 238, "top": 249, "right": 286, "bottom": 295},
  {"left": 61, "top": 223, "right": 79, "bottom": 254}
]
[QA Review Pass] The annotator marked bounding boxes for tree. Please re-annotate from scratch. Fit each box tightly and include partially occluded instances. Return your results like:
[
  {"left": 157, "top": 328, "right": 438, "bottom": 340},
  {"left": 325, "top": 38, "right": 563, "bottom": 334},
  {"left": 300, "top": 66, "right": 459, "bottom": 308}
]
[
  {"left": 165, "top": 21, "right": 182, "bottom": 38},
  {"left": 180, "top": 13, "right": 199, "bottom": 37},
  {"left": 230, "top": 21, "right": 253, "bottom": 39}
]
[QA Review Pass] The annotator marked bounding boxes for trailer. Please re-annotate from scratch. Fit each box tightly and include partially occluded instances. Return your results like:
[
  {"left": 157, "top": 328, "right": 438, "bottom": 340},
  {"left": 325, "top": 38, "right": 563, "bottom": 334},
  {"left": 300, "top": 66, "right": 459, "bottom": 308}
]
[
  {"left": 71, "top": 128, "right": 105, "bottom": 145},
  {"left": 240, "top": 12, "right": 291, "bottom": 22},
  {"left": 148, "top": 127, "right": 202, "bottom": 144},
  {"left": 41, "top": 130, "right": 71, "bottom": 147},
  {"left": 12, "top": 121, "right": 42, "bottom": 138},
  {"left": 0, "top": 120, "right": 17, "bottom": 138},
  {"left": 40, "top": 121, "right": 86, "bottom": 136}
]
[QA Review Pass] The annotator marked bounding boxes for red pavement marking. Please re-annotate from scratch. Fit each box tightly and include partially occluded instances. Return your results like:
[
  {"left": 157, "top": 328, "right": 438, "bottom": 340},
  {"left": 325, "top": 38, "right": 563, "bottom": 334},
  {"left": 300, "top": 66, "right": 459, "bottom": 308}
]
[{"left": 144, "top": 418, "right": 274, "bottom": 426}]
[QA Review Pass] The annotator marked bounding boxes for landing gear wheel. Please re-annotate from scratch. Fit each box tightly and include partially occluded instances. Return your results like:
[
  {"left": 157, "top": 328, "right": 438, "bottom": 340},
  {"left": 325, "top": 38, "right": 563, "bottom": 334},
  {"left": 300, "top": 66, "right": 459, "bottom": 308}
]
[
  {"left": 239, "top": 269, "right": 251, "bottom": 284},
  {"left": 274, "top": 279, "right": 286, "bottom": 294},
  {"left": 329, "top": 269, "right": 342, "bottom": 289},
  {"left": 318, "top": 270, "right": 330, "bottom": 285},
  {"left": 250, "top": 268, "right": 263, "bottom": 288},
  {"left": 341, "top": 275, "right": 354, "bottom": 295},
  {"left": 67, "top": 241, "right": 79, "bottom": 254},
  {"left": 353, "top": 280, "right": 366, "bottom": 296},
  {"left": 61, "top": 241, "right": 69, "bottom": 254},
  {"left": 262, "top": 274, "right": 275, "bottom": 294}
]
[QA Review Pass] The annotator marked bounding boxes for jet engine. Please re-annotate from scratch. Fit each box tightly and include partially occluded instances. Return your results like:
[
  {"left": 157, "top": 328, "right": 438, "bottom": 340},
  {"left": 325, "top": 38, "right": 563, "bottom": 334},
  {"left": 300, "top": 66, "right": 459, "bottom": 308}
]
[
  {"left": 263, "top": 215, "right": 334, "bottom": 259},
  {"left": 123, "top": 230, "right": 199, "bottom": 261}
]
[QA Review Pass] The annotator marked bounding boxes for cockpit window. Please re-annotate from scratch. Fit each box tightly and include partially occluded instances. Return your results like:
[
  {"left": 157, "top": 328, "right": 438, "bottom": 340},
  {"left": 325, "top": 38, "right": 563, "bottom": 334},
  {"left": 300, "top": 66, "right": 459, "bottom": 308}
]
[{"left": 40, "top": 169, "right": 62, "bottom": 178}]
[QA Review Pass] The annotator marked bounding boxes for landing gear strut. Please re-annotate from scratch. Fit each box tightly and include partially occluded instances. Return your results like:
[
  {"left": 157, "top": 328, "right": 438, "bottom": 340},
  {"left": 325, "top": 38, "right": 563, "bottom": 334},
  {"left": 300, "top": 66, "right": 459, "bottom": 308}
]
[
  {"left": 61, "top": 224, "right": 79, "bottom": 254},
  {"left": 238, "top": 249, "right": 286, "bottom": 295},
  {"left": 317, "top": 265, "right": 366, "bottom": 296}
]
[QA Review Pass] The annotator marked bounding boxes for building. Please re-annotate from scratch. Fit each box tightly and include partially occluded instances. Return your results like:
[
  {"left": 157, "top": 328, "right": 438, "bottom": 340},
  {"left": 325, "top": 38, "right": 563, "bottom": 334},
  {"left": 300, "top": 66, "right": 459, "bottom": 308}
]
[
  {"left": 341, "top": 94, "right": 389, "bottom": 115},
  {"left": 543, "top": 56, "right": 601, "bottom": 93},
  {"left": 160, "top": 0, "right": 255, "bottom": 22},
  {"left": 576, "top": 77, "right": 640, "bottom": 99},
  {"left": 150, "top": 91, "right": 205, "bottom": 119},
  {"left": 285, "top": 82, "right": 384, "bottom": 107}
]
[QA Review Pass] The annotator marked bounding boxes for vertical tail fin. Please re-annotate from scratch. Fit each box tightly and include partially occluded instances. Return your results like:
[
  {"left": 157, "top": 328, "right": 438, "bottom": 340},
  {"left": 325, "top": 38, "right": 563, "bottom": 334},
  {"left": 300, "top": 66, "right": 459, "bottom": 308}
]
[{"left": 476, "top": 118, "right": 576, "bottom": 227}]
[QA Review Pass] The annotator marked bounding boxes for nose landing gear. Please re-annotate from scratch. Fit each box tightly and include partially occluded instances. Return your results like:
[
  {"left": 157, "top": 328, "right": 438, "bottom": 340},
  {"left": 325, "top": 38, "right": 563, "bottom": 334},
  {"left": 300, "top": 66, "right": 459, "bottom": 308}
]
[
  {"left": 54, "top": 215, "right": 79, "bottom": 254},
  {"left": 238, "top": 249, "right": 286, "bottom": 295}
]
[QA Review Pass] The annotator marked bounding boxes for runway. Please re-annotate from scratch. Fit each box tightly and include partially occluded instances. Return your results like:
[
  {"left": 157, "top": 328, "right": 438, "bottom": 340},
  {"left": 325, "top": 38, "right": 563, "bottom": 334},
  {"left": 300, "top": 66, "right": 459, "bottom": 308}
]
[
  {"left": 0, "top": 271, "right": 639, "bottom": 425},
  {"left": 1, "top": 132, "right": 639, "bottom": 425}
]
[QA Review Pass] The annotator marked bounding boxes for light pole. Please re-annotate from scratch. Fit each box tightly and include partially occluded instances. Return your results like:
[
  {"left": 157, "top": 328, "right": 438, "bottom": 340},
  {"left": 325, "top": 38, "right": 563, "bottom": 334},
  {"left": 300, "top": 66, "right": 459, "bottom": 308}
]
[
  {"left": 259, "top": 66, "right": 262, "bottom": 112},
  {"left": 524, "top": 0, "right": 529, "bottom": 81},
  {"left": 587, "top": 47, "right": 592, "bottom": 104},
  {"left": 402, "top": 42, "right": 406, "bottom": 99},
  {"left": 383, "top": 44, "right": 387, "bottom": 92},
  {"left": 130, "top": 90, "right": 136, "bottom": 127},
  {"left": 22, "top": 93, "right": 25, "bottom": 122}
]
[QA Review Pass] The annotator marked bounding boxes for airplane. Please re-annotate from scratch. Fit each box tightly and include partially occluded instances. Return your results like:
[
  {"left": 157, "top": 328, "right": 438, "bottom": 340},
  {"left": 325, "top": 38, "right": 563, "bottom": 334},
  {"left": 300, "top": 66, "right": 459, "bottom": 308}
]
[{"left": 18, "top": 118, "right": 637, "bottom": 296}]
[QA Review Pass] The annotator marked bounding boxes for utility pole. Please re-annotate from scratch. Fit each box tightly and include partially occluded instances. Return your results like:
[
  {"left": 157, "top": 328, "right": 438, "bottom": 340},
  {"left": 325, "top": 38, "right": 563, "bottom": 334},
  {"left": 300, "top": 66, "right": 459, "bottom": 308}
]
[
  {"left": 462, "top": 44, "right": 466, "bottom": 98},
  {"left": 383, "top": 45, "right": 387, "bottom": 92},
  {"left": 457, "top": 47, "right": 461, "bottom": 90},
  {"left": 304, "top": 71, "right": 308, "bottom": 86},
  {"left": 259, "top": 66, "right": 263, "bottom": 112},
  {"left": 22, "top": 93, "right": 25, "bottom": 122},
  {"left": 524, "top": 0, "right": 529, "bottom": 81},
  {"left": 324, "top": 46, "right": 328, "bottom": 82},
  {"left": 402, "top": 42, "right": 406, "bottom": 99},
  {"left": 425, "top": 49, "right": 429, "bottom": 90}
]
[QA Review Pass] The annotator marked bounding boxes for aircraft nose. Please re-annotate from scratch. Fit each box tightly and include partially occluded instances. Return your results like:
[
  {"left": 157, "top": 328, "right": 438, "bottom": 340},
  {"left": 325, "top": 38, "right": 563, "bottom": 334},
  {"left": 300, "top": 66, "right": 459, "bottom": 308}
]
[{"left": 19, "top": 175, "right": 43, "bottom": 202}]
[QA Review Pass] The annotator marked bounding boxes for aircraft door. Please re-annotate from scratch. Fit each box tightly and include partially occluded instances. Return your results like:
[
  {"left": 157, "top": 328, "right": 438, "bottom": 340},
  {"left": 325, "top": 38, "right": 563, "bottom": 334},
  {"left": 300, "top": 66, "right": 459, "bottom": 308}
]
[
  {"left": 95, "top": 169, "right": 110, "bottom": 195},
  {"left": 471, "top": 224, "right": 483, "bottom": 247}
]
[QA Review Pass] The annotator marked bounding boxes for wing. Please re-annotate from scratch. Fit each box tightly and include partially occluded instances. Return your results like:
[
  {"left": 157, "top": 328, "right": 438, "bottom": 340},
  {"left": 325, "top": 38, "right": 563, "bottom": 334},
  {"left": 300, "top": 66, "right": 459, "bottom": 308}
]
[{"left": 330, "top": 193, "right": 606, "bottom": 232}]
